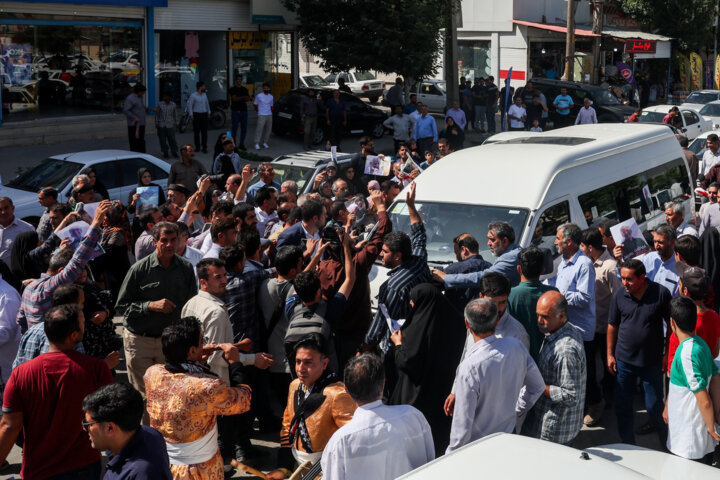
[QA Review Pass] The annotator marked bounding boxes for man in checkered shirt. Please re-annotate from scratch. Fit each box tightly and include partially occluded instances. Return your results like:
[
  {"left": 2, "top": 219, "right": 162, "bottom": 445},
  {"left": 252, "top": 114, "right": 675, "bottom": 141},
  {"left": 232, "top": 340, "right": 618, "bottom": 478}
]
[{"left": 521, "top": 291, "right": 586, "bottom": 445}]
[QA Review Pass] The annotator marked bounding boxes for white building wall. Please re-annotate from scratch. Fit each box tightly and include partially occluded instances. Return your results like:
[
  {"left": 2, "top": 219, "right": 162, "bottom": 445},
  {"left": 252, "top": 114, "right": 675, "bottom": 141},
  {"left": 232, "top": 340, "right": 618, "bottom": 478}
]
[{"left": 513, "top": 0, "right": 591, "bottom": 25}]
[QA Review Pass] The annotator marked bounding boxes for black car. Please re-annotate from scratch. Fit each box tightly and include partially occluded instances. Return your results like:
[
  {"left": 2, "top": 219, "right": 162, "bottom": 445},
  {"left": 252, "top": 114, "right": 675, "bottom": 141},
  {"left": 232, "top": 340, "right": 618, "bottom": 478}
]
[
  {"left": 528, "top": 78, "right": 635, "bottom": 125},
  {"left": 272, "top": 88, "right": 388, "bottom": 145}
]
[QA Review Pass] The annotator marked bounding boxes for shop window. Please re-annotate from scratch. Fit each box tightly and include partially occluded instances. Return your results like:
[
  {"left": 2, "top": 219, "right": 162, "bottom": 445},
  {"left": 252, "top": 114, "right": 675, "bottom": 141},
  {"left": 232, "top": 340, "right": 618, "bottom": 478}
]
[
  {"left": 0, "top": 18, "right": 143, "bottom": 122},
  {"left": 532, "top": 201, "right": 570, "bottom": 257},
  {"left": 578, "top": 158, "right": 690, "bottom": 227},
  {"left": 457, "top": 40, "right": 490, "bottom": 80}
]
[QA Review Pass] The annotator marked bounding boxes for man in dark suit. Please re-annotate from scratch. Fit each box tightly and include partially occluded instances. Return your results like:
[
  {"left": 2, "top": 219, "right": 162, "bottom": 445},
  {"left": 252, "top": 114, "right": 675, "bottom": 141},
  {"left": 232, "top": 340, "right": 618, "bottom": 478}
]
[{"left": 277, "top": 199, "right": 327, "bottom": 263}]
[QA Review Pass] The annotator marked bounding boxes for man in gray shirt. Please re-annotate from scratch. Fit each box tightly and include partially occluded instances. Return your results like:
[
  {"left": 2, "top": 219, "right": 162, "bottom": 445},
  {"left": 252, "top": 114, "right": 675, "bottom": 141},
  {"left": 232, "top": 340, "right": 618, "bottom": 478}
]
[
  {"left": 699, "top": 201, "right": 720, "bottom": 236},
  {"left": 300, "top": 88, "right": 322, "bottom": 150},
  {"left": 168, "top": 145, "right": 206, "bottom": 193},
  {"left": 123, "top": 84, "right": 154, "bottom": 153}
]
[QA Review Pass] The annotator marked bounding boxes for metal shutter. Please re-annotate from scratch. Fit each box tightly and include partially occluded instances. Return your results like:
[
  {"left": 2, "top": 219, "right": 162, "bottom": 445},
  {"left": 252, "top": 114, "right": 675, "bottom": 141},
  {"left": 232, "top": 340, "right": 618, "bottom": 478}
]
[{"left": 154, "top": 0, "right": 256, "bottom": 31}]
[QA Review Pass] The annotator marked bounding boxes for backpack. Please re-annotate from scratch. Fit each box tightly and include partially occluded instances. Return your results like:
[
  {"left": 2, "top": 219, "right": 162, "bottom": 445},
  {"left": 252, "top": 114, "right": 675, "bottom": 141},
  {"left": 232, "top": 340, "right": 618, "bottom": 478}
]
[{"left": 284, "top": 301, "right": 335, "bottom": 377}]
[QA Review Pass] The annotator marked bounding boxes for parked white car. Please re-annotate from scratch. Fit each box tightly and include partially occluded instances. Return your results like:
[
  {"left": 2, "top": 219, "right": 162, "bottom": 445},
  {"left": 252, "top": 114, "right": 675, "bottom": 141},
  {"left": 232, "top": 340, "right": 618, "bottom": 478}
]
[
  {"left": 682, "top": 89, "right": 720, "bottom": 112},
  {"left": 637, "top": 104, "right": 712, "bottom": 140},
  {"left": 698, "top": 100, "right": 720, "bottom": 130},
  {"left": 324, "top": 71, "right": 385, "bottom": 103},
  {"left": 299, "top": 75, "right": 330, "bottom": 89},
  {"left": 3, "top": 150, "right": 170, "bottom": 224},
  {"left": 383, "top": 79, "right": 447, "bottom": 113},
  {"left": 105, "top": 50, "right": 141, "bottom": 73}
]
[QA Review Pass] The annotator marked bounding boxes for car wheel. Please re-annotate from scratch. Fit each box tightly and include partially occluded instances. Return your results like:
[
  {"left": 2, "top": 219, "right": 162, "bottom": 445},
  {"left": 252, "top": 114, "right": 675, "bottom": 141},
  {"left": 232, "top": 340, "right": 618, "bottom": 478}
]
[
  {"left": 370, "top": 122, "right": 384, "bottom": 138},
  {"left": 313, "top": 128, "right": 325, "bottom": 145},
  {"left": 210, "top": 109, "right": 226, "bottom": 129},
  {"left": 368, "top": 95, "right": 379, "bottom": 103}
]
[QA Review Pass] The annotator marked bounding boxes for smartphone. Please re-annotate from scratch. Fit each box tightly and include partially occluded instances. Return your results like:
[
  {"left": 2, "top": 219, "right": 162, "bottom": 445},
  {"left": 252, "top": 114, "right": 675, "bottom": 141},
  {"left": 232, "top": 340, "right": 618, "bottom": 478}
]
[{"left": 226, "top": 131, "right": 232, "bottom": 139}]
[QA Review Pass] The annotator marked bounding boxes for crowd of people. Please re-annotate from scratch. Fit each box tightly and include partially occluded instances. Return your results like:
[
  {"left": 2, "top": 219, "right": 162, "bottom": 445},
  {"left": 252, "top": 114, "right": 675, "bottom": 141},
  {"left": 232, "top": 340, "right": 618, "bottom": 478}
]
[{"left": 2, "top": 76, "right": 720, "bottom": 480}]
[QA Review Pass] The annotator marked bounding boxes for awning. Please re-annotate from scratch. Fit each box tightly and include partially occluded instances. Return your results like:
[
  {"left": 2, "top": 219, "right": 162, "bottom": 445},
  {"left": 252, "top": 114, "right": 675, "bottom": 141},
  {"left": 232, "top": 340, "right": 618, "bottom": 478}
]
[
  {"left": 601, "top": 28, "right": 673, "bottom": 42},
  {"left": 511, "top": 19, "right": 599, "bottom": 37}
]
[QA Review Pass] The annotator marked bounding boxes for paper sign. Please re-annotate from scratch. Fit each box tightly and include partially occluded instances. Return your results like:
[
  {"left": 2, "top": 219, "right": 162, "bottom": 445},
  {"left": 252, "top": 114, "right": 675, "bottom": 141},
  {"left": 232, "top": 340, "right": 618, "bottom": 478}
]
[
  {"left": 136, "top": 186, "right": 160, "bottom": 213},
  {"left": 330, "top": 146, "right": 337, "bottom": 163},
  {"left": 397, "top": 158, "right": 421, "bottom": 180},
  {"left": 609, "top": 217, "right": 650, "bottom": 261},
  {"left": 83, "top": 201, "right": 99, "bottom": 219},
  {"left": 379, "top": 303, "right": 405, "bottom": 332},
  {"left": 364, "top": 155, "right": 390, "bottom": 176},
  {"left": 56, "top": 221, "right": 105, "bottom": 260}
]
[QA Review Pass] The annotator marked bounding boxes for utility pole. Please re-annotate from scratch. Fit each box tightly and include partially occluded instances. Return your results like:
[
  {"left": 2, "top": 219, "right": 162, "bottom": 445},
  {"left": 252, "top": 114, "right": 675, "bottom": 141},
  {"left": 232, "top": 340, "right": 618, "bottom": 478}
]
[
  {"left": 562, "top": 0, "right": 578, "bottom": 81},
  {"left": 444, "top": 1, "right": 460, "bottom": 110},
  {"left": 591, "top": 0, "right": 604, "bottom": 84},
  {"left": 714, "top": 2, "right": 718, "bottom": 88}
]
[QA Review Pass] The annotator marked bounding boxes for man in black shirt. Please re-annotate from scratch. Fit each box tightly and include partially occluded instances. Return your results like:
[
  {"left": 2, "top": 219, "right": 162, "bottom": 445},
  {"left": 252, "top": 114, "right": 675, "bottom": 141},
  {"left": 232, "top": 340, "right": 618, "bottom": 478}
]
[
  {"left": 525, "top": 95, "right": 548, "bottom": 130},
  {"left": 229, "top": 74, "right": 250, "bottom": 150},
  {"left": 484, "top": 76, "right": 499, "bottom": 134},
  {"left": 471, "top": 77, "right": 487, "bottom": 132}
]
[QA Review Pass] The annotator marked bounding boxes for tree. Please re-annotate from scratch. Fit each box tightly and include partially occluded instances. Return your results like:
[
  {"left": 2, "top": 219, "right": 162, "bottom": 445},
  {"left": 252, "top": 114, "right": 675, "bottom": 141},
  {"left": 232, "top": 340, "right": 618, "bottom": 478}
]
[
  {"left": 282, "top": 0, "right": 459, "bottom": 92},
  {"left": 616, "top": 0, "right": 715, "bottom": 52}
]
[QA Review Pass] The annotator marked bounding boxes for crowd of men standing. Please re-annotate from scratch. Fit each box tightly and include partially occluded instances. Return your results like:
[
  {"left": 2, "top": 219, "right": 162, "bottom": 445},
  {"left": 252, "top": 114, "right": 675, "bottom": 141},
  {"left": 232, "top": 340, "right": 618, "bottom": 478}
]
[{"left": 0, "top": 75, "right": 719, "bottom": 480}]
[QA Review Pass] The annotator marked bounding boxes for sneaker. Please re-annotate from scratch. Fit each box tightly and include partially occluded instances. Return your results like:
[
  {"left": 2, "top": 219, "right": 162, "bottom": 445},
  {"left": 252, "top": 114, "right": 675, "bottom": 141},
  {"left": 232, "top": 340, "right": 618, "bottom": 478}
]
[
  {"left": 583, "top": 400, "right": 605, "bottom": 426},
  {"left": 262, "top": 143, "right": 269, "bottom": 149},
  {"left": 254, "top": 144, "right": 261, "bottom": 150}
]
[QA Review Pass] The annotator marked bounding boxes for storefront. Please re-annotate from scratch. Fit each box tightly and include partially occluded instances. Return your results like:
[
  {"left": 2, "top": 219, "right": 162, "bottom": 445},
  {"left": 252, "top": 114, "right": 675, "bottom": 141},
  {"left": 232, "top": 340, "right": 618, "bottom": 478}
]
[
  {"left": 458, "top": 40, "right": 491, "bottom": 80},
  {"left": 0, "top": 1, "right": 152, "bottom": 123},
  {"left": 0, "top": 0, "right": 297, "bottom": 126}
]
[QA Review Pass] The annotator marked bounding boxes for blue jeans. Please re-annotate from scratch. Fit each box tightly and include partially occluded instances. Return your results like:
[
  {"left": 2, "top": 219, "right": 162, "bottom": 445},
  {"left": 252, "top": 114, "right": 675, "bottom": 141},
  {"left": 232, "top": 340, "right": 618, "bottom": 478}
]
[
  {"left": 615, "top": 360, "right": 667, "bottom": 445},
  {"left": 231, "top": 110, "right": 248, "bottom": 147}
]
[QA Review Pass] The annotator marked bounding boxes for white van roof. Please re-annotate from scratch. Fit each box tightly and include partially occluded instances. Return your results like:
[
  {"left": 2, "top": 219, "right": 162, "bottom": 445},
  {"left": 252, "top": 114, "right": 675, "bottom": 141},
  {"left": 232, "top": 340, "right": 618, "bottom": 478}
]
[
  {"left": 412, "top": 123, "right": 680, "bottom": 211},
  {"left": 399, "top": 434, "right": 717, "bottom": 479}
]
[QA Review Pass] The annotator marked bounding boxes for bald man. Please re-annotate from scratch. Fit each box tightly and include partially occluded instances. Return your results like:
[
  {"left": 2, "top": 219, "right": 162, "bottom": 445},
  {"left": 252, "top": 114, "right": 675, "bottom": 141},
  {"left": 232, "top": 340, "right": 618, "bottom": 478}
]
[{"left": 521, "top": 291, "right": 586, "bottom": 445}]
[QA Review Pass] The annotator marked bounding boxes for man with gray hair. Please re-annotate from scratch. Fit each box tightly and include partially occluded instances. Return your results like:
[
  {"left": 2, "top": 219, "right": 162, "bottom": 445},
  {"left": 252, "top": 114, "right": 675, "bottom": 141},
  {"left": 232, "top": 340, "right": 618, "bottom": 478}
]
[
  {"left": 521, "top": 291, "right": 586, "bottom": 445},
  {"left": 640, "top": 224, "right": 679, "bottom": 297},
  {"left": 281, "top": 180, "right": 298, "bottom": 203},
  {"left": 446, "top": 298, "right": 544, "bottom": 452},
  {"left": 433, "top": 221, "right": 522, "bottom": 288},
  {"left": 321, "top": 353, "right": 434, "bottom": 480},
  {"left": 664, "top": 200, "right": 697, "bottom": 237}
]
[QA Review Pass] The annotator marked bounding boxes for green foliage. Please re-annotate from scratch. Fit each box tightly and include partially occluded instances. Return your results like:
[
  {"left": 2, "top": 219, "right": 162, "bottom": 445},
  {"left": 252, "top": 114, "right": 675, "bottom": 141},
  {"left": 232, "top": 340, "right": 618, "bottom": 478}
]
[
  {"left": 616, "top": 0, "right": 716, "bottom": 52},
  {"left": 283, "top": 0, "right": 458, "bottom": 81}
]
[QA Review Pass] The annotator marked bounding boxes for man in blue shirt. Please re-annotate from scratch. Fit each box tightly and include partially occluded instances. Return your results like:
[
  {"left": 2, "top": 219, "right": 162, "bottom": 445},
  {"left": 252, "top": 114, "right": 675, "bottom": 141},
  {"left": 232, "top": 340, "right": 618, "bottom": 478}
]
[
  {"left": 246, "top": 163, "right": 281, "bottom": 204},
  {"left": 552, "top": 87, "right": 574, "bottom": 128},
  {"left": 443, "top": 233, "right": 491, "bottom": 311},
  {"left": 83, "top": 383, "right": 172, "bottom": 479},
  {"left": 432, "top": 221, "right": 522, "bottom": 288},
  {"left": 413, "top": 104, "right": 438, "bottom": 155},
  {"left": 642, "top": 224, "right": 679, "bottom": 297}
]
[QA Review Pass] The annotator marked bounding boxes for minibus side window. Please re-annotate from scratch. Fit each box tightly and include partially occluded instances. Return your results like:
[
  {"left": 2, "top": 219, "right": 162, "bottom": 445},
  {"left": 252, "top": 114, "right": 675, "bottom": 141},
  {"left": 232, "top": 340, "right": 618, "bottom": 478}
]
[
  {"left": 532, "top": 201, "right": 570, "bottom": 258},
  {"left": 578, "top": 158, "right": 690, "bottom": 227}
]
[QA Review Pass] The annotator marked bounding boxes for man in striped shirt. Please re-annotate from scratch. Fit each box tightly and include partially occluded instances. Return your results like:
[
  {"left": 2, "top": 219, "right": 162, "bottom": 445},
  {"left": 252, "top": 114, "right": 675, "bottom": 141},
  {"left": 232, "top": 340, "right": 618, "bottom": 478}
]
[
  {"left": 364, "top": 182, "right": 430, "bottom": 350},
  {"left": 16, "top": 201, "right": 111, "bottom": 332}
]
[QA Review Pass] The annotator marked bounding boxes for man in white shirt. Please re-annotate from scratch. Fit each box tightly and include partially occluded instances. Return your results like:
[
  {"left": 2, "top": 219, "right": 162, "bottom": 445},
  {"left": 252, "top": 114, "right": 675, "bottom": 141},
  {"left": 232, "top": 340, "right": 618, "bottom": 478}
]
[
  {"left": 253, "top": 82, "right": 274, "bottom": 150},
  {"left": 0, "top": 274, "right": 21, "bottom": 385},
  {"left": 321, "top": 353, "right": 434, "bottom": 480},
  {"left": 0, "top": 197, "right": 34, "bottom": 268},
  {"left": 186, "top": 81, "right": 211, "bottom": 153},
  {"left": 575, "top": 98, "right": 598, "bottom": 125},
  {"left": 254, "top": 186, "right": 279, "bottom": 238},
  {"left": 383, "top": 105, "right": 415, "bottom": 153},
  {"left": 702, "top": 133, "right": 720, "bottom": 176},
  {"left": 446, "top": 298, "right": 544, "bottom": 452},
  {"left": 203, "top": 217, "right": 237, "bottom": 260},
  {"left": 175, "top": 222, "right": 204, "bottom": 267},
  {"left": 507, "top": 96, "right": 527, "bottom": 131},
  {"left": 665, "top": 200, "right": 698, "bottom": 237}
]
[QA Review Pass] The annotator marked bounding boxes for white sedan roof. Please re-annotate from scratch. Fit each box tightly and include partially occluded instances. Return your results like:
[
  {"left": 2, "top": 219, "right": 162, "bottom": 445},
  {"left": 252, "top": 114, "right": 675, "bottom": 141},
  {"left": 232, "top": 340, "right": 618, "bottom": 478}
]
[{"left": 50, "top": 150, "right": 165, "bottom": 165}]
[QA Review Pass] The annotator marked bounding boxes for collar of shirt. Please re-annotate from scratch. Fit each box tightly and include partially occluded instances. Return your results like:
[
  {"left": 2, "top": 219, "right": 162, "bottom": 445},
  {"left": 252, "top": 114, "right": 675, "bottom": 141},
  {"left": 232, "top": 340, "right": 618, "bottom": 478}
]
[
  {"left": 147, "top": 252, "right": 182, "bottom": 269},
  {"left": 545, "top": 321, "right": 573, "bottom": 344},
  {"left": 197, "top": 289, "right": 223, "bottom": 305},
  {"left": 562, "top": 249, "right": 583, "bottom": 267},
  {"left": 106, "top": 428, "right": 145, "bottom": 471},
  {"left": 0, "top": 217, "right": 20, "bottom": 230},
  {"left": 358, "top": 399, "right": 383, "bottom": 412},
  {"left": 302, "top": 223, "right": 321, "bottom": 240},
  {"left": 621, "top": 279, "right": 652, "bottom": 301},
  {"left": 595, "top": 248, "right": 614, "bottom": 267},
  {"left": 466, "top": 333, "right": 500, "bottom": 356}
]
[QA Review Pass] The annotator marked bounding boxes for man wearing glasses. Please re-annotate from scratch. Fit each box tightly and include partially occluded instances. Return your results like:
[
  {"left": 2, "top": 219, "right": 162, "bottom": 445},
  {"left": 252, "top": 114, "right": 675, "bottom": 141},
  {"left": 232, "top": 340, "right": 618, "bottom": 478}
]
[{"left": 0, "top": 305, "right": 112, "bottom": 479}]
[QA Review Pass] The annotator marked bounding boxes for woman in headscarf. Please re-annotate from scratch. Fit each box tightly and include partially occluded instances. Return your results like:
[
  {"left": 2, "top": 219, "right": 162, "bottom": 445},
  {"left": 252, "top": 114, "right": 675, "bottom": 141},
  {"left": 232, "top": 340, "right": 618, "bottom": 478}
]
[
  {"left": 440, "top": 116, "right": 465, "bottom": 152},
  {"left": 10, "top": 231, "right": 60, "bottom": 285},
  {"left": 340, "top": 165, "right": 361, "bottom": 195},
  {"left": 202, "top": 188, "right": 220, "bottom": 222},
  {"left": 83, "top": 166, "right": 110, "bottom": 200},
  {"left": 128, "top": 167, "right": 166, "bottom": 240},
  {"left": 389, "top": 283, "right": 466, "bottom": 454},
  {"left": 76, "top": 266, "right": 122, "bottom": 362},
  {"left": 94, "top": 201, "right": 132, "bottom": 300}
]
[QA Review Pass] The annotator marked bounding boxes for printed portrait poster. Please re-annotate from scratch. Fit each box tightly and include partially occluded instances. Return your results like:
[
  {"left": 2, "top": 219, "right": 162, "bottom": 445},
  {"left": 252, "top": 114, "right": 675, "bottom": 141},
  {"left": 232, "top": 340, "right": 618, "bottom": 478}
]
[
  {"left": 56, "top": 221, "right": 105, "bottom": 260},
  {"left": 364, "top": 155, "right": 390, "bottom": 176},
  {"left": 136, "top": 186, "right": 160, "bottom": 213},
  {"left": 609, "top": 217, "right": 650, "bottom": 261}
]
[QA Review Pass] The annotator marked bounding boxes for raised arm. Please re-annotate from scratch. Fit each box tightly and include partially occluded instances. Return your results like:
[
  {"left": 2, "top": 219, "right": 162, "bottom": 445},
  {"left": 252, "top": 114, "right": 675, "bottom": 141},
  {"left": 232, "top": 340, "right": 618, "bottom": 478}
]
[
  {"left": 337, "top": 231, "right": 356, "bottom": 300},
  {"left": 235, "top": 164, "right": 252, "bottom": 203}
]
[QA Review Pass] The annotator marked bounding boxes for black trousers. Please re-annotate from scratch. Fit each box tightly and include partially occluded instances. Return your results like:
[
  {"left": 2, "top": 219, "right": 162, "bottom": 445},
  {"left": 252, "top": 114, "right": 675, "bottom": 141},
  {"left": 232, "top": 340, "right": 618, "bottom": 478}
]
[
  {"left": 127, "top": 125, "right": 146, "bottom": 152},
  {"left": 192, "top": 112, "right": 209, "bottom": 150},
  {"left": 327, "top": 119, "right": 344, "bottom": 148}
]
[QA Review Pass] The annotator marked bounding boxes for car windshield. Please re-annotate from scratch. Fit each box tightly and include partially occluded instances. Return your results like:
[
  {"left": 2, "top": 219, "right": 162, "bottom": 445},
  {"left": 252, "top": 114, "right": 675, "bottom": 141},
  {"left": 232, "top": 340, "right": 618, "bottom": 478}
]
[
  {"left": 689, "top": 137, "right": 708, "bottom": 156},
  {"left": 637, "top": 111, "right": 666, "bottom": 123},
  {"left": 700, "top": 104, "right": 720, "bottom": 116},
  {"left": 303, "top": 75, "right": 328, "bottom": 87},
  {"left": 388, "top": 201, "right": 528, "bottom": 264},
  {"left": 354, "top": 71, "right": 376, "bottom": 81},
  {"left": 590, "top": 89, "right": 621, "bottom": 106},
  {"left": 6, "top": 158, "right": 81, "bottom": 192},
  {"left": 435, "top": 81, "right": 446, "bottom": 93},
  {"left": 686, "top": 92, "right": 718, "bottom": 104},
  {"left": 248, "top": 164, "right": 314, "bottom": 192}
]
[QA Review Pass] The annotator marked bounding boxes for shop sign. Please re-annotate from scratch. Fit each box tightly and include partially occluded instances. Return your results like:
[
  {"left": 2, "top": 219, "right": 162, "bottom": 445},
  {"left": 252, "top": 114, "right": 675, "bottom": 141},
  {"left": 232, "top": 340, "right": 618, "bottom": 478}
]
[
  {"left": 229, "top": 32, "right": 269, "bottom": 50},
  {"left": 624, "top": 39, "right": 656, "bottom": 54}
]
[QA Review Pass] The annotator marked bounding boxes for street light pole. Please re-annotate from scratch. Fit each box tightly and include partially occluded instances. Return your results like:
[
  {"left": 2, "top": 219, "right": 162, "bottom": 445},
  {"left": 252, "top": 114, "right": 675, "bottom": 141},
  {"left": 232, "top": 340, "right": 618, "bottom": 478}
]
[
  {"left": 562, "top": 0, "right": 578, "bottom": 81},
  {"left": 714, "top": 2, "right": 718, "bottom": 88}
]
